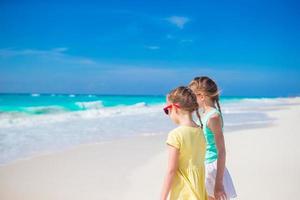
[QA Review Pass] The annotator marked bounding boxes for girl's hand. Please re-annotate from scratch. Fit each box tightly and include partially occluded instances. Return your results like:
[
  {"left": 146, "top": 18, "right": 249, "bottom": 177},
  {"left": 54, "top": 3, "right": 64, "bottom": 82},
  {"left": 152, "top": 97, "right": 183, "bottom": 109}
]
[{"left": 214, "top": 183, "right": 227, "bottom": 200}]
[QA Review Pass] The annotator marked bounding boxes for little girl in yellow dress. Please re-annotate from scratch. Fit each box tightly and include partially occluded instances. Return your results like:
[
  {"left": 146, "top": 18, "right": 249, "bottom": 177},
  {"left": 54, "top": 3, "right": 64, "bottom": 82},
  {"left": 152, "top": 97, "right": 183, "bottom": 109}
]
[{"left": 160, "top": 86, "right": 208, "bottom": 200}]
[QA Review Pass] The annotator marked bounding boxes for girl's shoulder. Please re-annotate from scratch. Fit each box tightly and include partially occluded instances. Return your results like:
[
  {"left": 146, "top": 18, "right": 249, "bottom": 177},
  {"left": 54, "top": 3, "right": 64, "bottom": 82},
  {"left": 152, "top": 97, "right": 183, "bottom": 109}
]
[
  {"left": 169, "top": 126, "right": 186, "bottom": 135},
  {"left": 202, "top": 108, "right": 218, "bottom": 120},
  {"left": 207, "top": 111, "right": 223, "bottom": 129},
  {"left": 168, "top": 127, "right": 182, "bottom": 138},
  {"left": 169, "top": 126, "right": 199, "bottom": 136},
  {"left": 166, "top": 127, "right": 184, "bottom": 149},
  {"left": 209, "top": 112, "right": 221, "bottom": 120},
  {"left": 204, "top": 108, "right": 223, "bottom": 128}
]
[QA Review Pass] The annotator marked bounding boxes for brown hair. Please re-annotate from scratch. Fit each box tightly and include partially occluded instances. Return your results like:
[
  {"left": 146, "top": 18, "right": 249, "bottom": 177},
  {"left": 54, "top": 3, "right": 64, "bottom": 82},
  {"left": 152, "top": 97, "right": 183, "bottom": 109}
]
[
  {"left": 188, "top": 76, "right": 223, "bottom": 126},
  {"left": 167, "top": 86, "right": 203, "bottom": 128}
]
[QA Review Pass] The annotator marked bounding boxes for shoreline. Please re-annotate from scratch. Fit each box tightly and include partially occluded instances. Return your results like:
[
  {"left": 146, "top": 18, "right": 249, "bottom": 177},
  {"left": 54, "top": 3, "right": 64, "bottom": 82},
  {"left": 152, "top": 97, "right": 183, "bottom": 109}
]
[
  {"left": 0, "top": 108, "right": 277, "bottom": 167},
  {"left": 0, "top": 118, "right": 273, "bottom": 168},
  {"left": 1, "top": 96, "right": 299, "bottom": 166},
  {"left": 0, "top": 132, "right": 166, "bottom": 167}
]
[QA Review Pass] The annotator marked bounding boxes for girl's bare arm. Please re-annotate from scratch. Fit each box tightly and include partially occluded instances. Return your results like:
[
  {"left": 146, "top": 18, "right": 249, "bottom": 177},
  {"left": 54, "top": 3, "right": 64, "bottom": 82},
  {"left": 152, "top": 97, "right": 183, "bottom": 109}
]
[
  {"left": 160, "top": 145, "right": 179, "bottom": 200},
  {"left": 208, "top": 114, "right": 227, "bottom": 199}
]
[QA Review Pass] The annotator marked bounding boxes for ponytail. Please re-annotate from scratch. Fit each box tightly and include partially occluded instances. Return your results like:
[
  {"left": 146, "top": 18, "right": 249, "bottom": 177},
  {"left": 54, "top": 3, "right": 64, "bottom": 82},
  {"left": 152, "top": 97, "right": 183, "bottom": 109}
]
[
  {"left": 216, "top": 98, "right": 224, "bottom": 127},
  {"left": 216, "top": 98, "right": 222, "bottom": 115},
  {"left": 196, "top": 109, "right": 203, "bottom": 129}
]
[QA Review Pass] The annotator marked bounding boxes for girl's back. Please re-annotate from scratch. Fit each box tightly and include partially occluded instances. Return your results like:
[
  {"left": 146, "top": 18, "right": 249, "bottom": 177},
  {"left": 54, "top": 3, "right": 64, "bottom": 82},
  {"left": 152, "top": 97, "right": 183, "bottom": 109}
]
[{"left": 166, "top": 126, "right": 207, "bottom": 200}]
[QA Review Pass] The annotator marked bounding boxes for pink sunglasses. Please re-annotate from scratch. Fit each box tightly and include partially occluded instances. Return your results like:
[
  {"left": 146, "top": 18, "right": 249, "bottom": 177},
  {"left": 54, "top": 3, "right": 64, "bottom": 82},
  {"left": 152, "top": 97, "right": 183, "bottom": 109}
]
[{"left": 163, "top": 103, "right": 180, "bottom": 115}]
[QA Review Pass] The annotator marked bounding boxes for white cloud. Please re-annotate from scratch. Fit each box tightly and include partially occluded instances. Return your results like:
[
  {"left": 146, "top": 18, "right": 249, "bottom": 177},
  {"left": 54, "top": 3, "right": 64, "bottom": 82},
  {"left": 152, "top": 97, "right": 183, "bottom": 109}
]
[
  {"left": 165, "top": 16, "right": 190, "bottom": 29},
  {"left": 145, "top": 46, "right": 160, "bottom": 50},
  {"left": 0, "top": 48, "right": 95, "bottom": 65}
]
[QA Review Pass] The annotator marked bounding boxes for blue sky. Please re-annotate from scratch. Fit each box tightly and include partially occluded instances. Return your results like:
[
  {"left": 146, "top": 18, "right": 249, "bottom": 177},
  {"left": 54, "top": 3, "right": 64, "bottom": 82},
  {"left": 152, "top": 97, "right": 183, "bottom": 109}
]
[{"left": 0, "top": 0, "right": 299, "bottom": 96}]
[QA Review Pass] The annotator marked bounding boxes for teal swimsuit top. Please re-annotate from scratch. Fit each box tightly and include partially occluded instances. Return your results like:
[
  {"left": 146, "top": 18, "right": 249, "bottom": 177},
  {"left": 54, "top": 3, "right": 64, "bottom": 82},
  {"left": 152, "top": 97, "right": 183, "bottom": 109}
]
[{"left": 202, "top": 108, "right": 223, "bottom": 164}]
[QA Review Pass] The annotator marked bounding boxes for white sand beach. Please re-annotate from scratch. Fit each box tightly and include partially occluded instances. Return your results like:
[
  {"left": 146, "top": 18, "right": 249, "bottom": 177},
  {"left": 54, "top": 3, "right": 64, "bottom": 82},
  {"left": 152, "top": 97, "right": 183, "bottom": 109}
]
[{"left": 0, "top": 101, "right": 299, "bottom": 200}]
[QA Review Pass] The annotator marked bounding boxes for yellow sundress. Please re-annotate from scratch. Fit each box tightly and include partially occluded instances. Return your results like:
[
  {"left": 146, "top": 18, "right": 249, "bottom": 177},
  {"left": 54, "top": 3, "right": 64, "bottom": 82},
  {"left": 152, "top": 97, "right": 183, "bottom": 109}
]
[{"left": 166, "top": 126, "right": 208, "bottom": 200}]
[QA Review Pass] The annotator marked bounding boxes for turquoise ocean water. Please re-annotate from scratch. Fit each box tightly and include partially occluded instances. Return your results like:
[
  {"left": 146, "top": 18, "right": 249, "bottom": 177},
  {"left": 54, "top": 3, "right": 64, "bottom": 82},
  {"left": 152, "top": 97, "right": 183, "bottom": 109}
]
[
  {"left": 0, "top": 93, "right": 298, "bottom": 165},
  {"left": 0, "top": 93, "right": 244, "bottom": 115}
]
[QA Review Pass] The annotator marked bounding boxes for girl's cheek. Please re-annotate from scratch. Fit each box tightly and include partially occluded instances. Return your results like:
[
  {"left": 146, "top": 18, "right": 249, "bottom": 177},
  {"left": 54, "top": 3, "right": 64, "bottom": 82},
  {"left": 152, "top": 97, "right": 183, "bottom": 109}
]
[
  {"left": 170, "top": 111, "right": 179, "bottom": 124},
  {"left": 170, "top": 116, "right": 177, "bottom": 124},
  {"left": 169, "top": 111, "right": 175, "bottom": 120}
]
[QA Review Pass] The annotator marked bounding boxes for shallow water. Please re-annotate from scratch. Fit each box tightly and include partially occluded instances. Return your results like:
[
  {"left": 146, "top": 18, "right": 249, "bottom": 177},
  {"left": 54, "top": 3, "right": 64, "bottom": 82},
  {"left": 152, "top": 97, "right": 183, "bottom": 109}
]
[{"left": 0, "top": 94, "right": 299, "bottom": 165}]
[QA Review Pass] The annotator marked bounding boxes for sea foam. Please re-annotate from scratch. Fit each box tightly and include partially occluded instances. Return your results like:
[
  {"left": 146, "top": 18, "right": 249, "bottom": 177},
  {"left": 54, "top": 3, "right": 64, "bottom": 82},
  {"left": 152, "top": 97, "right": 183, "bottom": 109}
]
[{"left": 0, "top": 96, "right": 299, "bottom": 165}]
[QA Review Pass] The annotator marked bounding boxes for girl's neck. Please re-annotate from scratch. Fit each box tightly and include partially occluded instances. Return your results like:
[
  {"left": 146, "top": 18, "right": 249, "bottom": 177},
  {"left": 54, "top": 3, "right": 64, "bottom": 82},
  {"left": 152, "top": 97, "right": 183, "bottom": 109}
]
[
  {"left": 177, "top": 114, "right": 198, "bottom": 127},
  {"left": 203, "top": 100, "right": 216, "bottom": 113}
]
